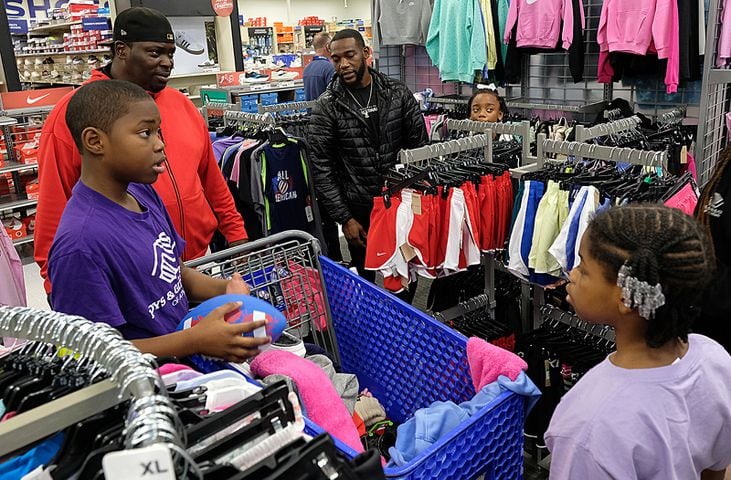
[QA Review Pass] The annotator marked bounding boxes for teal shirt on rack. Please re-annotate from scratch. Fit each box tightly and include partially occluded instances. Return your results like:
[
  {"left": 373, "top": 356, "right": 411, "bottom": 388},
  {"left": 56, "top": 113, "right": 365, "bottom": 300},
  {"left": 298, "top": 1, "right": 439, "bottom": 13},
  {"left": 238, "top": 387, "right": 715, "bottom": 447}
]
[{"left": 426, "top": 0, "right": 488, "bottom": 83}]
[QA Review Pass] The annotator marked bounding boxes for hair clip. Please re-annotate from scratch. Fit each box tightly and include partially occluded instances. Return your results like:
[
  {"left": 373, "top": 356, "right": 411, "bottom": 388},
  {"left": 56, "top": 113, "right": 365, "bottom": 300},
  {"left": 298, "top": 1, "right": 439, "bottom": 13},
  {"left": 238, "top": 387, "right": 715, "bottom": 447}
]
[
  {"left": 616, "top": 264, "right": 666, "bottom": 320},
  {"left": 476, "top": 83, "right": 498, "bottom": 92}
]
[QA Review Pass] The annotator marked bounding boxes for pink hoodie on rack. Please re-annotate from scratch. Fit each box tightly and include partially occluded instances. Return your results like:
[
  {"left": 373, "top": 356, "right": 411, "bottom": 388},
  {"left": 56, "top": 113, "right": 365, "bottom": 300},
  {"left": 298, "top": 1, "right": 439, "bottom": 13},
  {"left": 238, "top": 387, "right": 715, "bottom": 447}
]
[
  {"left": 596, "top": 0, "right": 679, "bottom": 93},
  {"left": 504, "top": 0, "right": 582, "bottom": 50}
]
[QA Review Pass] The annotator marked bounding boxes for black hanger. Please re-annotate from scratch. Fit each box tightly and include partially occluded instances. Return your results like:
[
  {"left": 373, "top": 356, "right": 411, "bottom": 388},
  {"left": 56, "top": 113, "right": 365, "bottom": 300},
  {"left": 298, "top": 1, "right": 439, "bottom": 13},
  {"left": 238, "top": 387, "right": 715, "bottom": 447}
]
[{"left": 49, "top": 406, "right": 126, "bottom": 479}]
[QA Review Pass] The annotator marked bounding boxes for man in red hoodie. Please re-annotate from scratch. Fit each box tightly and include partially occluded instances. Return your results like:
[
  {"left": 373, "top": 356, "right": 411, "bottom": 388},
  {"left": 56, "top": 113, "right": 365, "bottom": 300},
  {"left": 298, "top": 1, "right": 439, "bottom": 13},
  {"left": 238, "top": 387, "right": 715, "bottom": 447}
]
[{"left": 35, "top": 7, "right": 248, "bottom": 296}]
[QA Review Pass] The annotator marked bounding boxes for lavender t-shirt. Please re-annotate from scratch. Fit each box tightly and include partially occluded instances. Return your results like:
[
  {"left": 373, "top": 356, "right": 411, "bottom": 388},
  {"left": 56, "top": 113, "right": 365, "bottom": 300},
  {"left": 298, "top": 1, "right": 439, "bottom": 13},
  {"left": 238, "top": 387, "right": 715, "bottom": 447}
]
[
  {"left": 545, "top": 334, "right": 731, "bottom": 479},
  {"left": 49, "top": 182, "right": 188, "bottom": 340}
]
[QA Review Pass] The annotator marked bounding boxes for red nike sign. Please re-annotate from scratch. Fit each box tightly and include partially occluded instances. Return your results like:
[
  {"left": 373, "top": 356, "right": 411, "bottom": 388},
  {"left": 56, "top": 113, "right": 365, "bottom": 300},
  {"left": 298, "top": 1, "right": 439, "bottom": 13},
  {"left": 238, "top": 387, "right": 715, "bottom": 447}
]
[{"left": 0, "top": 87, "right": 74, "bottom": 111}]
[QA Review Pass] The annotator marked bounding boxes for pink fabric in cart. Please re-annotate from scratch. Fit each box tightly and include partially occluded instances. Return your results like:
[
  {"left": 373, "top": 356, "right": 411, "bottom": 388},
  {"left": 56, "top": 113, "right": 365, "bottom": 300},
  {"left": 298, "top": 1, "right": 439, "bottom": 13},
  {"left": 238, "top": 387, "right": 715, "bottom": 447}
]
[
  {"left": 251, "top": 350, "right": 364, "bottom": 453},
  {"left": 467, "top": 337, "right": 528, "bottom": 391}
]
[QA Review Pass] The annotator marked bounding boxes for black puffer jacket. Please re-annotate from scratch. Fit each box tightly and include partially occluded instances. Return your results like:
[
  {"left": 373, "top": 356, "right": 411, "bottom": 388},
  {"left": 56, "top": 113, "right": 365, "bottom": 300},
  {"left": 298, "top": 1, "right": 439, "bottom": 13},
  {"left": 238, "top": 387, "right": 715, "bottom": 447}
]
[{"left": 309, "top": 68, "right": 428, "bottom": 224}]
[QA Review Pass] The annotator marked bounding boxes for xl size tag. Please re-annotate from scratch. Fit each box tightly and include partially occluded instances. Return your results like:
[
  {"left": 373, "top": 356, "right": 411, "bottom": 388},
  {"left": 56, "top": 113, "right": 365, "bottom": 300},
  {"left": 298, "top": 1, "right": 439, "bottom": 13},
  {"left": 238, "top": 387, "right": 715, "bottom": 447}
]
[{"left": 103, "top": 444, "right": 175, "bottom": 480}]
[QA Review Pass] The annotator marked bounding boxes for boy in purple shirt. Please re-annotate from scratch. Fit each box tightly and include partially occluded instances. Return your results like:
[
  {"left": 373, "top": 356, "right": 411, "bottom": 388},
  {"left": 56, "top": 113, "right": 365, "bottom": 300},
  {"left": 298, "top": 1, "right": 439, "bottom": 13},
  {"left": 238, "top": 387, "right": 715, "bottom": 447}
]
[
  {"left": 546, "top": 205, "right": 731, "bottom": 479},
  {"left": 48, "top": 80, "right": 270, "bottom": 361}
]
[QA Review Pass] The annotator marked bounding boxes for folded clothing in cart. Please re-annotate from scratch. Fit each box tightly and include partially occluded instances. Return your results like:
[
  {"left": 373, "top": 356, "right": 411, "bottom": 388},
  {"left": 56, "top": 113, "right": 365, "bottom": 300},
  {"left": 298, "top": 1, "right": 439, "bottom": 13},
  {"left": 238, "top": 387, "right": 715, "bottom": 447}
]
[{"left": 386, "top": 372, "right": 541, "bottom": 467}]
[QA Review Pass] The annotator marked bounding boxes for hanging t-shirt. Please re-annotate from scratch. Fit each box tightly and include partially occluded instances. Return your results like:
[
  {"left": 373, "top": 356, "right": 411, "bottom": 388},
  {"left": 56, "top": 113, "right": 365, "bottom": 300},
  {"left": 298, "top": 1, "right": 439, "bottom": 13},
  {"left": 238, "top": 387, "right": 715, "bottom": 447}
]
[
  {"left": 251, "top": 139, "right": 315, "bottom": 235},
  {"left": 49, "top": 182, "right": 188, "bottom": 340}
]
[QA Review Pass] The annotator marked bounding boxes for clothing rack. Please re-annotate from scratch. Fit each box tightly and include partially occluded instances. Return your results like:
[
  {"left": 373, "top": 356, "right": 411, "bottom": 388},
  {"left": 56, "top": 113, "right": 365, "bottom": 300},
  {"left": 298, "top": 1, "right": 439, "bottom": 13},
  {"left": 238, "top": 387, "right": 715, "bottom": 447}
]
[
  {"left": 575, "top": 115, "right": 642, "bottom": 143},
  {"left": 428, "top": 97, "right": 468, "bottom": 106},
  {"left": 657, "top": 106, "right": 687, "bottom": 126},
  {"left": 223, "top": 110, "right": 276, "bottom": 126},
  {"left": 0, "top": 307, "right": 187, "bottom": 467},
  {"left": 446, "top": 118, "right": 536, "bottom": 165},
  {"left": 434, "top": 293, "right": 491, "bottom": 323},
  {"left": 398, "top": 133, "right": 493, "bottom": 165},
  {"left": 505, "top": 99, "right": 608, "bottom": 114},
  {"left": 258, "top": 100, "right": 317, "bottom": 114},
  {"left": 539, "top": 304, "right": 616, "bottom": 344},
  {"left": 397, "top": 134, "right": 504, "bottom": 321},
  {"left": 202, "top": 101, "right": 240, "bottom": 128},
  {"left": 604, "top": 108, "right": 623, "bottom": 121},
  {"left": 535, "top": 134, "right": 669, "bottom": 169}
]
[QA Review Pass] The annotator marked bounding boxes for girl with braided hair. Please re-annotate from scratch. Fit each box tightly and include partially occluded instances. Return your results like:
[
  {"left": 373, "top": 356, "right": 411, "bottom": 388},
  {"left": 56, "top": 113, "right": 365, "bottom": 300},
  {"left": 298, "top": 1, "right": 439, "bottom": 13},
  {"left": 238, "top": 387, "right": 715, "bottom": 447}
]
[
  {"left": 545, "top": 204, "right": 731, "bottom": 480},
  {"left": 695, "top": 145, "right": 731, "bottom": 352}
]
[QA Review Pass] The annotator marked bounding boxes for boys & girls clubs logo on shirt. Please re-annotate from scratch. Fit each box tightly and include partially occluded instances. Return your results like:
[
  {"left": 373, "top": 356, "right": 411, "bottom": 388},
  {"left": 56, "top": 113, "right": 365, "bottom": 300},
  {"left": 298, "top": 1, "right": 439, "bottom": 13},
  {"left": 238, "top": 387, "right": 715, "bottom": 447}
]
[
  {"left": 147, "top": 232, "right": 185, "bottom": 319},
  {"left": 273, "top": 170, "right": 298, "bottom": 202}
]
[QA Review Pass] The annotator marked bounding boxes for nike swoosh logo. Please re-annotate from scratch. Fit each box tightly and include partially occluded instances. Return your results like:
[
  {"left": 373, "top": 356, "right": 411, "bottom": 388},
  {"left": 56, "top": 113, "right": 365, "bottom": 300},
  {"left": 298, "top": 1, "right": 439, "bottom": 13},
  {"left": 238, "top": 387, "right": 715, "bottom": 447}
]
[
  {"left": 377, "top": 252, "right": 388, "bottom": 257},
  {"left": 526, "top": 0, "right": 538, "bottom": 4},
  {"left": 26, "top": 93, "right": 50, "bottom": 105}
]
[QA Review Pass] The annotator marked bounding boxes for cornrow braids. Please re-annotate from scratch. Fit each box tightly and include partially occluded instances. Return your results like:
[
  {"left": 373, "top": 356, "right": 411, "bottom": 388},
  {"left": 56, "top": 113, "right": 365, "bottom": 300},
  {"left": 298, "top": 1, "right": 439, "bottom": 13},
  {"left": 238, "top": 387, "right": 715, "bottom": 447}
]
[
  {"left": 697, "top": 146, "right": 731, "bottom": 229},
  {"left": 586, "top": 205, "right": 715, "bottom": 348}
]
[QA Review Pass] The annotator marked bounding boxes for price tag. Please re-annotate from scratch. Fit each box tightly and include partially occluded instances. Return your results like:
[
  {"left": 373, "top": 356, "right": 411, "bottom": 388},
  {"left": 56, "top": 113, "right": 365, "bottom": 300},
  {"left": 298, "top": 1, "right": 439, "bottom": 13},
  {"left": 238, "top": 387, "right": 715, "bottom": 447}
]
[
  {"left": 305, "top": 205, "right": 314, "bottom": 222},
  {"left": 103, "top": 445, "right": 175, "bottom": 480},
  {"left": 411, "top": 193, "right": 422, "bottom": 215},
  {"left": 250, "top": 84, "right": 269, "bottom": 91}
]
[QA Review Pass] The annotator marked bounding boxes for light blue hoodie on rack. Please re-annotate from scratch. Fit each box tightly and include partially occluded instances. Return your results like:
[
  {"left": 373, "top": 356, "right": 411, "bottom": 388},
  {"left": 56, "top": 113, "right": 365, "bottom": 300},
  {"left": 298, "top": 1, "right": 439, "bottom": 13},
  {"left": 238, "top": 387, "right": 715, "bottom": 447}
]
[
  {"left": 426, "top": 0, "right": 488, "bottom": 83},
  {"left": 387, "top": 372, "right": 541, "bottom": 467}
]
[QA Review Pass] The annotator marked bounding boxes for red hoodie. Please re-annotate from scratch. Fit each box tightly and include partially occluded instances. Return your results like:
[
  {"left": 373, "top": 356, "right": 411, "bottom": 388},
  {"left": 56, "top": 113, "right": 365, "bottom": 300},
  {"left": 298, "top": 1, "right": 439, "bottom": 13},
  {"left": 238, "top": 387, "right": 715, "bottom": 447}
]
[{"left": 35, "top": 69, "right": 247, "bottom": 294}]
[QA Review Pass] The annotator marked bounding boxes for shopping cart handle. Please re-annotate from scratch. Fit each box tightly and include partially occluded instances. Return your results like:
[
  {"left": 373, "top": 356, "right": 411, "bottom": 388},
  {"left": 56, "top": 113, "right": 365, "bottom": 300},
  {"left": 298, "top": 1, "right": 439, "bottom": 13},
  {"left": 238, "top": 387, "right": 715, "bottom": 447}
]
[{"left": 185, "top": 230, "right": 321, "bottom": 268}]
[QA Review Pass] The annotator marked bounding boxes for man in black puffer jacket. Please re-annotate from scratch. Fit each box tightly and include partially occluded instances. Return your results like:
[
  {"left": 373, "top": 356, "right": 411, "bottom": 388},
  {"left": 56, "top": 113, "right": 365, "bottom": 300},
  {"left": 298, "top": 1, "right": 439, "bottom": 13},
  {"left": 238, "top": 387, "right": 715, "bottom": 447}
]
[{"left": 309, "top": 29, "right": 427, "bottom": 292}]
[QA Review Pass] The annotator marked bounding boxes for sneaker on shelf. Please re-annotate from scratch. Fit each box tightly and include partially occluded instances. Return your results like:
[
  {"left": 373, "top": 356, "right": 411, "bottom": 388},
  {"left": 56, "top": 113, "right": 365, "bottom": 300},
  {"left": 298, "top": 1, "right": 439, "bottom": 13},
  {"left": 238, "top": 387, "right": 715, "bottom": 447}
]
[
  {"left": 49, "top": 69, "right": 61, "bottom": 79},
  {"left": 71, "top": 72, "right": 83, "bottom": 83},
  {"left": 271, "top": 70, "right": 299, "bottom": 81},
  {"left": 87, "top": 55, "right": 99, "bottom": 66},
  {"left": 242, "top": 71, "right": 269, "bottom": 84},
  {"left": 82, "top": 70, "right": 92, "bottom": 81},
  {"left": 269, "top": 331, "right": 306, "bottom": 357},
  {"left": 24, "top": 58, "right": 33, "bottom": 67},
  {"left": 102, "top": 54, "right": 112, "bottom": 64},
  {"left": 34, "top": 57, "right": 44, "bottom": 66},
  {"left": 290, "top": 58, "right": 302, "bottom": 68},
  {"left": 42, "top": 56, "right": 54, "bottom": 65},
  {"left": 30, "top": 71, "right": 42, "bottom": 81},
  {"left": 197, "top": 59, "right": 219, "bottom": 69},
  {"left": 175, "top": 31, "right": 204, "bottom": 55},
  {"left": 71, "top": 56, "right": 84, "bottom": 66},
  {"left": 62, "top": 72, "right": 73, "bottom": 83}
]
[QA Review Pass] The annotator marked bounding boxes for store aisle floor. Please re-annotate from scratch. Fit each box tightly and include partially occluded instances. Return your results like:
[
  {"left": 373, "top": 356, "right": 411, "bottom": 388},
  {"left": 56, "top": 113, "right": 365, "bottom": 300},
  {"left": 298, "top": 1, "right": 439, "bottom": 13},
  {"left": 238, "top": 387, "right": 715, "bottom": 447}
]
[{"left": 23, "top": 262, "right": 50, "bottom": 311}]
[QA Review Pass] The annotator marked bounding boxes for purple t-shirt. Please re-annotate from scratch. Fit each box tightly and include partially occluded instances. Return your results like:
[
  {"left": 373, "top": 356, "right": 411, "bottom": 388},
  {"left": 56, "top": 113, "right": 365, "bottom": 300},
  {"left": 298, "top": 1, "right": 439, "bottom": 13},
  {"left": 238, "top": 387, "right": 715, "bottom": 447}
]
[
  {"left": 49, "top": 181, "right": 189, "bottom": 340},
  {"left": 545, "top": 334, "right": 731, "bottom": 479}
]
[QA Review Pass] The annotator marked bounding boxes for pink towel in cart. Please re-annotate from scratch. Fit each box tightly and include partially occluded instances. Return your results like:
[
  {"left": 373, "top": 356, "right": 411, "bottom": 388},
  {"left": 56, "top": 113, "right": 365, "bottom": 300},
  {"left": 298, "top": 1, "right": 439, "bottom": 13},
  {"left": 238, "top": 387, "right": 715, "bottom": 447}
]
[
  {"left": 467, "top": 337, "right": 528, "bottom": 391},
  {"left": 251, "top": 350, "right": 364, "bottom": 453}
]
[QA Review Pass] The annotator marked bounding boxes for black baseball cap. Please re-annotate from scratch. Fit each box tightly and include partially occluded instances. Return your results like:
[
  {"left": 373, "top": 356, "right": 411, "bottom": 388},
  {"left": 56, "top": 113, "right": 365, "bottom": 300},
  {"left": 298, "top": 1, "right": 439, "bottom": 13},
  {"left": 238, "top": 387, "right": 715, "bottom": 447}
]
[{"left": 101, "top": 7, "right": 174, "bottom": 45}]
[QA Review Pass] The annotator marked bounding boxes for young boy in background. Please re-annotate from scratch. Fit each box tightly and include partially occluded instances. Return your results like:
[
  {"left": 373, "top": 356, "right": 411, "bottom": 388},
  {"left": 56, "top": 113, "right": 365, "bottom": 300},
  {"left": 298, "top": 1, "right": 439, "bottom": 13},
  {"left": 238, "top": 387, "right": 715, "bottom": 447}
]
[{"left": 49, "top": 80, "right": 270, "bottom": 361}]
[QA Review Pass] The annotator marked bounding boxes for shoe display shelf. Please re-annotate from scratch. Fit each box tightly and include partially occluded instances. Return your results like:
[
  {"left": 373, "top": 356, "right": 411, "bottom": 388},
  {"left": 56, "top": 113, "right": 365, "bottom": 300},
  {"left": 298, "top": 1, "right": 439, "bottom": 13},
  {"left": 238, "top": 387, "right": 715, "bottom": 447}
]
[
  {"left": 13, "top": 12, "right": 111, "bottom": 88},
  {"left": 0, "top": 112, "right": 46, "bottom": 254}
]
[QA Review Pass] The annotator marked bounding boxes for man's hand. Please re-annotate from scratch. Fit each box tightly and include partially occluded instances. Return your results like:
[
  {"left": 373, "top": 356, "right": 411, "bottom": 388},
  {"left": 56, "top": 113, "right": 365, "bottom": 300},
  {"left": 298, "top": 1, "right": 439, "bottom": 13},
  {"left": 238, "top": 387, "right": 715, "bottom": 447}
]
[
  {"left": 226, "top": 272, "right": 250, "bottom": 295},
  {"left": 191, "top": 301, "right": 270, "bottom": 362},
  {"left": 343, "top": 218, "right": 367, "bottom": 248}
]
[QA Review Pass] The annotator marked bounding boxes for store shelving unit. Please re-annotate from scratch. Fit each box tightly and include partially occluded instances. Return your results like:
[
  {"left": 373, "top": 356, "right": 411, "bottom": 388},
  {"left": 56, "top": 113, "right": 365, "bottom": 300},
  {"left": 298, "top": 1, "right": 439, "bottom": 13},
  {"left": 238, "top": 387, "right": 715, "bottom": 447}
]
[
  {"left": 0, "top": 160, "right": 38, "bottom": 175},
  {"left": 27, "top": 20, "right": 81, "bottom": 35},
  {"left": 15, "top": 48, "right": 108, "bottom": 57},
  {"left": 16, "top": 18, "right": 109, "bottom": 89},
  {"left": 0, "top": 113, "right": 41, "bottom": 253}
]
